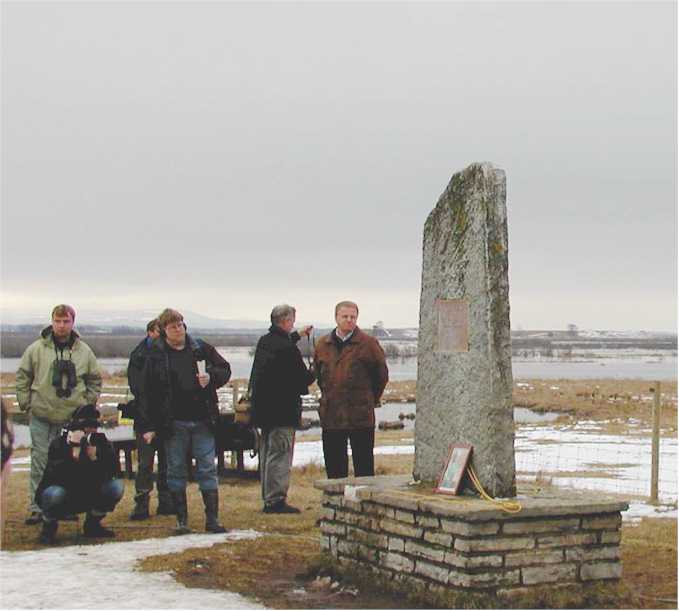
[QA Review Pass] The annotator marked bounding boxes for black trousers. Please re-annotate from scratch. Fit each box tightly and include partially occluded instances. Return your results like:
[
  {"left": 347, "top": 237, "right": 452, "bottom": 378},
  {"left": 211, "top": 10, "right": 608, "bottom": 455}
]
[
  {"left": 322, "top": 429, "right": 375, "bottom": 479},
  {"left": 134, "top": 432, "right": 169, "bottom": 496}
]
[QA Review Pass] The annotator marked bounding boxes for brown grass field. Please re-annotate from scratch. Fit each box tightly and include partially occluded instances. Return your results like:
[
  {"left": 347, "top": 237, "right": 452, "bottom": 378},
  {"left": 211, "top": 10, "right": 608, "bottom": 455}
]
[{"left": 2, "top": 374, "right": 676, "bottom": 427}]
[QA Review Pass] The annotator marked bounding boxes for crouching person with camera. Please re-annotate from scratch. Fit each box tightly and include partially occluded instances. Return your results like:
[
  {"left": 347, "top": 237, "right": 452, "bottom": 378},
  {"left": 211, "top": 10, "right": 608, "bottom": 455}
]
[
  {"left": 36, "top": 404, "right": 124, "bottom": 544},
  {"left": 137, "top": 309, "right": 231, "bottom": 535},
  {"left": 15, "top": 304, "right": 103, "bottom": 526}
]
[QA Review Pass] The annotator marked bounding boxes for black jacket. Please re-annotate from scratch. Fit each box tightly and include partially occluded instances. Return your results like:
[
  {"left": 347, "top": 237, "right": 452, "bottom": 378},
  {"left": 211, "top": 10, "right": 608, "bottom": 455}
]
[
  {"left": 137, "top": 334, "right": 231, "bottom": 437},
  {"left": 250, "top": 326, "right": 316, "bottom": 429},
  {"left": 125, "top": 337, "right": 154, "bottom": 431},
  {"left": 127, "top": 337, "right": 154, "bottom": 398},
  {"left": 36, "top": 431, "right": 117, "bottom": 508}
]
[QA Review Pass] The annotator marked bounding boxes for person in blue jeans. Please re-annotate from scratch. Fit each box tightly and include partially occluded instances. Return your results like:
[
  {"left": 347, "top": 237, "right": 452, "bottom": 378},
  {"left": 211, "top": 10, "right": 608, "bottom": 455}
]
[
  {"left": 36, "top": 404, "right": 124, "bottom": 544},
  {"left": 136, "top": 308, "right": 231, "bottom": 535}
]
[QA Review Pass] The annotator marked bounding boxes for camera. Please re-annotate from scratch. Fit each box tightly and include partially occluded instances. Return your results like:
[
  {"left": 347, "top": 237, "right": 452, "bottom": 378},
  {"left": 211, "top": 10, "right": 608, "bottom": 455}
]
[
  {"left": 52, "top": 359, "right": 77, "bottom": 398},
  {"left": 67, "top": 430, "right": 92, "bottom": 446}
]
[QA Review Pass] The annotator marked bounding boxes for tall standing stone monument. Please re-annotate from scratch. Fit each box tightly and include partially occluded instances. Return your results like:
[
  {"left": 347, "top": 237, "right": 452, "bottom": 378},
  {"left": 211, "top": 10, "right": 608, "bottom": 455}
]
[
  {"left": 414, "top": 162, "right": 515, "bottom": 497},
  {"left": 315, "top": 163, "right": 626, "bottom": 597}
]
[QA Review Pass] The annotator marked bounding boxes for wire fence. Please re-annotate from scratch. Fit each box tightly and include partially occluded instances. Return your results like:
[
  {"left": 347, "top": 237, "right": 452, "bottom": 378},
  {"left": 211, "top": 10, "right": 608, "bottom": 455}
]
[{"left": 515, "top": 424, "right": 677, "bottom": 503}]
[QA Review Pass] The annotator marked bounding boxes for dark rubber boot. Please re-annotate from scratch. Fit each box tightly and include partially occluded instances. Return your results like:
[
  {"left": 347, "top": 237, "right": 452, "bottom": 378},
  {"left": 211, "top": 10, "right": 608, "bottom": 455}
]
[
  {"left": 129, "top": 493, "right": 150, "bottom": 520},
  {"left": 171, "top": 490, "right": 192, "bottom": 535},
  {"left": 38, "top": 520, "right": 58, "bottom": 544},
  {"left": 156, "top": 491, "right": 175, "bottom": 516},
  {"left": 263, "top": 500, "right": 301, "bottom": 514},
  {"left": 201, "top": 489, "right": 226, "bottom": 533},
  {"left": 83, "top": 514, "right": 115, "bottom": 538}
]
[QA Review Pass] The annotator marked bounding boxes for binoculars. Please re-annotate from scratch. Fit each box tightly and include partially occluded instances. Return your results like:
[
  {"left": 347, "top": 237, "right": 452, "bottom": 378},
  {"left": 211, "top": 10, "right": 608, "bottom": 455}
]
[{"left": 52, "top": 359, "right": 77, "bottom": 398}]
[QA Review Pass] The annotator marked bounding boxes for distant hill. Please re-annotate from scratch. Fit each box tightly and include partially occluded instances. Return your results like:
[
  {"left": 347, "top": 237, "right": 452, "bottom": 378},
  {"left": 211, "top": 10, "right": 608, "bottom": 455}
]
[{"left": 0, "top": 308, "right": 269, "bottom": 331}]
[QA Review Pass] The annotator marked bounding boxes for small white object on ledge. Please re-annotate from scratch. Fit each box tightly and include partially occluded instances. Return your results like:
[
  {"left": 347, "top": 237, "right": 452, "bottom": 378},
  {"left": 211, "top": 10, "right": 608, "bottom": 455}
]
[{"left": 344, "top": 485, "right": 368, "bottom": 501}]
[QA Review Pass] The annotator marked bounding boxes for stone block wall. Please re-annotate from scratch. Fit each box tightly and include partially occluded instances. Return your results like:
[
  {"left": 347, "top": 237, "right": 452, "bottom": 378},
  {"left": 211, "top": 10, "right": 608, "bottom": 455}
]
[{"left": 316, "top": 477, "right": 627, "bottom": 594}]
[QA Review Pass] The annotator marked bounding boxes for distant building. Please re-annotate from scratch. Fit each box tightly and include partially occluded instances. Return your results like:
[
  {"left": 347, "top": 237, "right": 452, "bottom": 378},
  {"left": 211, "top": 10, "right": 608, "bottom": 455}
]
[{"left": 371, "top": 321, "right": 392, "bottom": 338}]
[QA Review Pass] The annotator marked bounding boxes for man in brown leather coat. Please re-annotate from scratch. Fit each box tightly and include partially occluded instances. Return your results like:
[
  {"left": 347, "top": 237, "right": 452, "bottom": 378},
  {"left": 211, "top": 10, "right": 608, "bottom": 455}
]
[{"left": 313, "top": 301, "right": 389, "bottom": 478}]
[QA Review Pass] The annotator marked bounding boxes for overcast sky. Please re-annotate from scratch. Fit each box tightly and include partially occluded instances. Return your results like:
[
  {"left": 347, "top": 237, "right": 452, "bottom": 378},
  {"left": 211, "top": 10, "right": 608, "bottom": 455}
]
[{"left": 1, "top": 1, "right": 676, "bottom": 330}]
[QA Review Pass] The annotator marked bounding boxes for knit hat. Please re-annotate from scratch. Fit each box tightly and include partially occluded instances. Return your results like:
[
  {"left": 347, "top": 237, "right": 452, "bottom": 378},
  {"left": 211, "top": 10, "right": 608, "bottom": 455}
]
[{"left": 67, "top": 404, "right": 100, "bottom": 430}]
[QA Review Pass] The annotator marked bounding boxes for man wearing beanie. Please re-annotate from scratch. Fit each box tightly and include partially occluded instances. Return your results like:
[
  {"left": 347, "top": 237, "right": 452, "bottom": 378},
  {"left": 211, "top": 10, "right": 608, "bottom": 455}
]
[
  {"left": 35, "top": 404, "right": 124, "bottom": 544},
  {"left": 15, "top": 304, "right": 103, "bottom": 525},
  {"left": 136, "top": 308, "right": 231, "bottom": 535}
]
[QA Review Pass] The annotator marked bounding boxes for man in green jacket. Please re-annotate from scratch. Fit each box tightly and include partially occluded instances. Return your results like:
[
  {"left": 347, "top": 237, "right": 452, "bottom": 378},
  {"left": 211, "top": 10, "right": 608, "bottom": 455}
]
[{"left": 15, "top": 304, "right": 103, "bottom": 524}]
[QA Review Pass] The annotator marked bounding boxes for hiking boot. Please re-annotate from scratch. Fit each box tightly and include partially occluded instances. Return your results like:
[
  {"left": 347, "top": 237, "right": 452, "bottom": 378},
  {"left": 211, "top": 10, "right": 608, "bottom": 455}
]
[
  {"left": 25, "top": 510, "right": 43, "bottom": 525},
  {"left": 83, "top": 514, "right": 115, "bottom": 538},
  {"left": 156, "top": 491, "right": 175, "bottom": 516},
  {"left": 171, "top": 490, "right": 192, "bottom": 535},
  {"left": 129, "top": 493, "right": 150, "bottom": 521},
  {"left": 201, "top": 489, "right": 226, "bottom": 533},
  {"left": 38, "top": 520, "right": 58, "bottom": 545},
  {"left": 263, "top": 501, "right": 301, "bottom": 514}
]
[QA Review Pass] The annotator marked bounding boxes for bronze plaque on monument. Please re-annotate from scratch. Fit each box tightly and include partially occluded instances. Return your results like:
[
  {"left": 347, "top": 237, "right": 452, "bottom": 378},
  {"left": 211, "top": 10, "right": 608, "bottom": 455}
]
[{"left": 435, "top": 298, "right": 469, "bottom": 352}]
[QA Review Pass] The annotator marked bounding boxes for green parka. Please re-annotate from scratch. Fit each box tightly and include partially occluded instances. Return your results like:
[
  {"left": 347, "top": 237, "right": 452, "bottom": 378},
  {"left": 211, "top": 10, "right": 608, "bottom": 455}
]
[{"left": 15, "top": 326, "right": 103, "bottom": 424}]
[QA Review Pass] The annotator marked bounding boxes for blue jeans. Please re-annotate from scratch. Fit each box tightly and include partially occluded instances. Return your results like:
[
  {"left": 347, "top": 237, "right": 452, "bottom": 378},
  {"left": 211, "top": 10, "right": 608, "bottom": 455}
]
[
  {"left": 165, "top": 420, "right": 218, "bottom": 493},
  {"left": 40, "top": 479, "right": 125, "bottom": 521}
]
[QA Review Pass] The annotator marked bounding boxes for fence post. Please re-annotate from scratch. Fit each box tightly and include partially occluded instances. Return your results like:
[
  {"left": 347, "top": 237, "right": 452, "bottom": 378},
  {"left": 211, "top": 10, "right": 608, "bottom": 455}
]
[
  {"left": 232, "top": 380, "right": 239, "bottom": 408},
  {"left": 650, "top": 381, "right": 661, "bottom": 504}
]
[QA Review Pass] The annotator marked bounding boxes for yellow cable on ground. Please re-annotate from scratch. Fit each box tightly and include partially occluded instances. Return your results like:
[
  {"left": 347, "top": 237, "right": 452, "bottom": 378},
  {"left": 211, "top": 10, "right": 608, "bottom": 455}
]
[{"left": 467, "top": 465, "right": 522, "bottom": 514}]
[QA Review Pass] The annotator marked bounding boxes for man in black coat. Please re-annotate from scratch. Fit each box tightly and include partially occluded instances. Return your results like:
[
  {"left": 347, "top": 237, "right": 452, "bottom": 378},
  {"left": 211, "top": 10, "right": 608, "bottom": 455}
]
[
  {"left": 137, "top": 308, "right": 231, "bottom": 535},
  {"left": 126, "top": 318, "right": 173, "bottom": 520},
  {"left": 36, "top": 404, "right": 124, "bottom": 544},
  {"left": 250, "top": 304, "right": 315, "bottom": 514}
]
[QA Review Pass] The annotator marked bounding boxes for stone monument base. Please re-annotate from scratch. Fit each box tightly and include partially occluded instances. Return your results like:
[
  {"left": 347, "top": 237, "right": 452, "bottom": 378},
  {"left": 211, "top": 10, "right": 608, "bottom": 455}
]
[{"left": 315, "top": 475, "right": 627, "bottom": 596}]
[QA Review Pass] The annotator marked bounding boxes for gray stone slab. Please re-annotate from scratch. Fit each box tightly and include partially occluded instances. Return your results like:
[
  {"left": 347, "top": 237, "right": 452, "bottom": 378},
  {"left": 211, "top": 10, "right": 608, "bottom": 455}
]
[
  {"left": 580, "top": 561, "right": 623, "bottom": 581},
  {"left": 314, "top": 474, "right": 411, "bottom": 493},
  {"left": 414, "top": 162, "right": 515, "bottom": 496},
  {"left": 522, "top": 563, "right": 578, "bottom": 585},
  {"left": 315, "top": 477, "right": 629, "bottom": 520}
]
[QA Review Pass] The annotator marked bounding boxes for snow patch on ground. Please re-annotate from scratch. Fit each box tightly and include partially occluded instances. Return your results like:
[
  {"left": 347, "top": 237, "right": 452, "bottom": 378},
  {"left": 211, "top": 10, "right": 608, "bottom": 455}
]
[
  {"left": 624, "top": 501, "right": 678, "bottom": 522},
  {"left": 515, "top": 425, "right": 677, "bottom": 501},
  {"left": 0, "top": 531, "right": 264, "bottom": 609}
]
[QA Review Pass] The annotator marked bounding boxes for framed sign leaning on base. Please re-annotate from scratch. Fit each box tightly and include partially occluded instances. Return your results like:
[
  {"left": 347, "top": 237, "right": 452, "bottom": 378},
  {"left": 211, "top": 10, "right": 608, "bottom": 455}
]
[{"left": 435, "top": 444, "right": 473, "bottom": 496}]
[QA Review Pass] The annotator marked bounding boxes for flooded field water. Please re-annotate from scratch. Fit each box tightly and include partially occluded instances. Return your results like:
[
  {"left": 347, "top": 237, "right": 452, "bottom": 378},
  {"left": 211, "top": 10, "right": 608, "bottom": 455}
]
[{"left": 2, "top": 346, "right": 677, "bottom": 380}]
